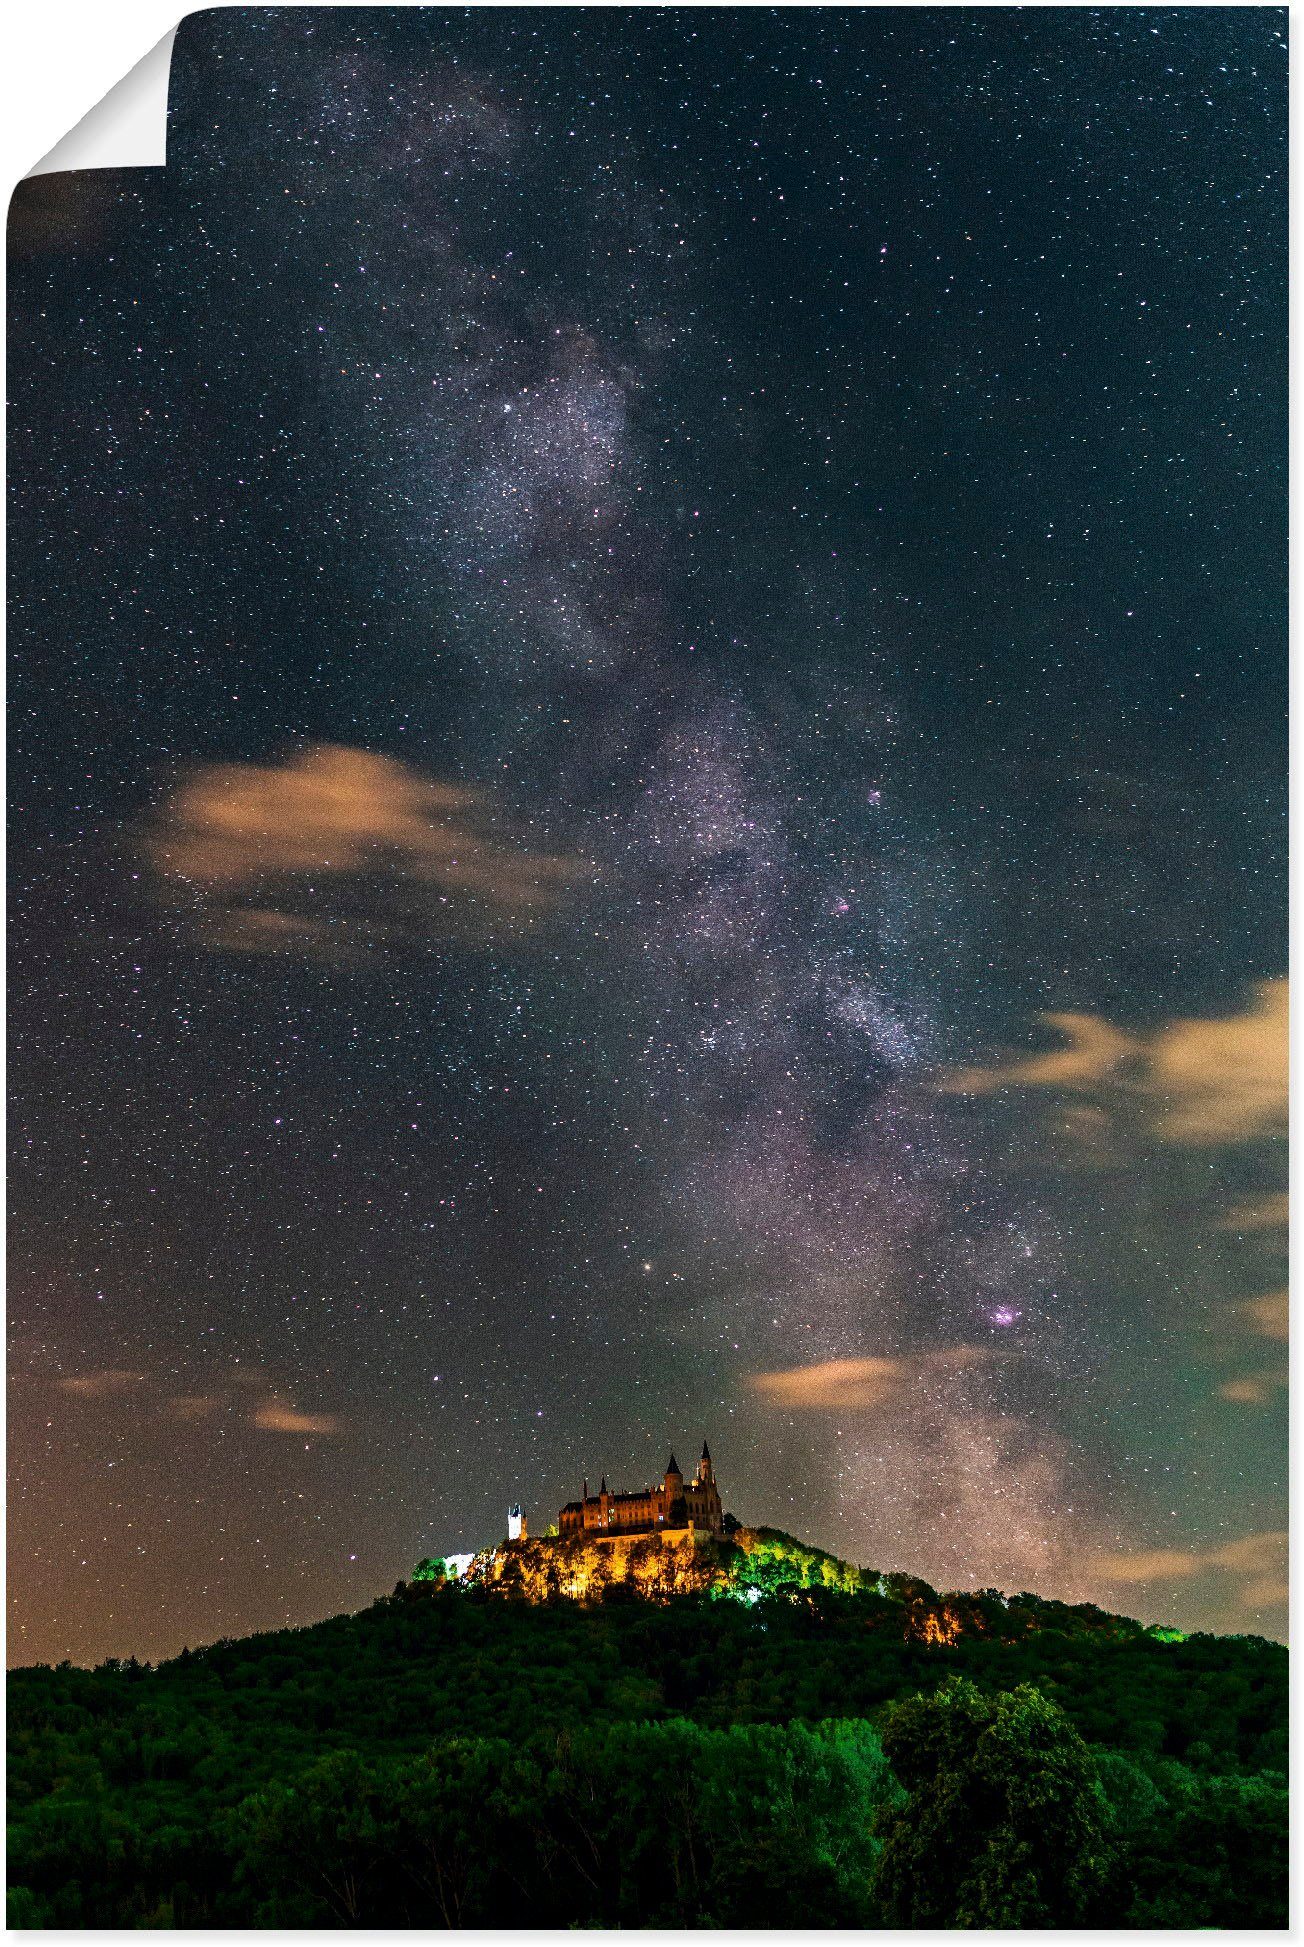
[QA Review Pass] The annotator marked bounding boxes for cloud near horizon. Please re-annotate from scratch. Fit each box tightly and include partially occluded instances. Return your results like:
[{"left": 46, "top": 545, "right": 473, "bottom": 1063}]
[
  {"left": 938, "top": 980, "right": 1287, "bottom": 1149},
  {"left": 148, "top": 743, "right": 588, "bottom": 956},
  {"left": 1086, "top": 1528, "right": 1287, "bottom": 1613}
]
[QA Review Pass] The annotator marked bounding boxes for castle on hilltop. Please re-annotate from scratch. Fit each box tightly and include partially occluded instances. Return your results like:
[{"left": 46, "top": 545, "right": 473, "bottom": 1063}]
[{"left": 559, "top": 1444, "right": 723, "bottom": 1540}]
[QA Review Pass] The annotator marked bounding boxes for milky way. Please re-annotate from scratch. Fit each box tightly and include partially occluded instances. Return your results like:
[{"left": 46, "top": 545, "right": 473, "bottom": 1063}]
[{"left": 9, "top": 8, "right": 1286, "bottom": 1663}]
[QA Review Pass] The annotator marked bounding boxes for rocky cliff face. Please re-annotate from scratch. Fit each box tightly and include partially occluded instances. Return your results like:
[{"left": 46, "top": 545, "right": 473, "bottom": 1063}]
[
  {"left": 456, "top": 1524, "right": 881, "bottom": 1605},
  {"left": 428, "top": 1525, "right": 1185, "bottom": 1650}
]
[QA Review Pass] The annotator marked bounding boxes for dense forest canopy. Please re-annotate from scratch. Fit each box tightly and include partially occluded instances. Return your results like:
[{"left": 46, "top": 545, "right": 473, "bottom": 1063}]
[{"left": 8, "top": 1536, "right": 1287, "bottom": 1928}]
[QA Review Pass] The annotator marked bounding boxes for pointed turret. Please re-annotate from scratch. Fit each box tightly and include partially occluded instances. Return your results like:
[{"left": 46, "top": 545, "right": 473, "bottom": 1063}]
[{"left": 666, "top": 1453, "right": 681, "bottom": 1480}]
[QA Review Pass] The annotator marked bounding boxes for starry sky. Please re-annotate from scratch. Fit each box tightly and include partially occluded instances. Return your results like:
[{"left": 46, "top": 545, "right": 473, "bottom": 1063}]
[{"left": 9, "top": 6, "right": 1287, "bottom": 1666}]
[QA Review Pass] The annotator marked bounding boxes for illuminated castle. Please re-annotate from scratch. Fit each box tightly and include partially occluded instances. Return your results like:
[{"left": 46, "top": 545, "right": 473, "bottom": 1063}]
[{"left": 559, "top": 1444, "right": 723, "bottom": 1540}]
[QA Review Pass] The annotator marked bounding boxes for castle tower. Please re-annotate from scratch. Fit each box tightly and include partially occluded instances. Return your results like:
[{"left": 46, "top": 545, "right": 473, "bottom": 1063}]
[
  {"left": 697, "top": 1441, "right": 714, "bottom": 1486},
  {"left": 663, "top": 1453, "right": 685, "bottom": 1527}
]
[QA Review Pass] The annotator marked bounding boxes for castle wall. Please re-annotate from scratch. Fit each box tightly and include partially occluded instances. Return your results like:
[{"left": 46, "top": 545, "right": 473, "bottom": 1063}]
[{"left": 560, "top": 1467, "right": 723, "bottom": 1540}]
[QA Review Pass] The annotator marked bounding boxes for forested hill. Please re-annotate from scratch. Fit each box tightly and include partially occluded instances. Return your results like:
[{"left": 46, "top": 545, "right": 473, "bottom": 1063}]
[{"left": 8, "top": 1540, "right": 1287, "bottom": 1929}]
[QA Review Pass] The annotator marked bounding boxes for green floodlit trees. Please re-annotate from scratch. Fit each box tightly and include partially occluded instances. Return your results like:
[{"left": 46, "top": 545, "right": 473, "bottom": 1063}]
[
  {"left": 445, "top": 1526, "right": 1192, "bottom": 1658},
  {"left": 455, "top": 1525, "right": 890, "bottom": 1608}
]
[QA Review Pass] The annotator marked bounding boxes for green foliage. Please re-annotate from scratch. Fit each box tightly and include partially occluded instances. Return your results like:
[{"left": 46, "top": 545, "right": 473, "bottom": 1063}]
[
  {"left": 217, "top": 1718, "right": 901, "bottom": 1928},
  {"left": 1097, "top": 1754, "right": 1289, "bottom": 1927},
  {"left": 7, "top": 1577, "right": 1287, "bottom": 1928},
  {"left": 874, "top": 1677, "right": 1116, "bottom": 1925},
  {"left": 724, "top": 1528, "right": 875, "bottom": 1598}
]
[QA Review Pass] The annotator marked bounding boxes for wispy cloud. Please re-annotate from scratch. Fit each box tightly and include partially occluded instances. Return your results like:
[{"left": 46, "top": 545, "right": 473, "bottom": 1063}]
[
  {"left": 57, "top": 1366, "right": 341, "bottom": 1438},
  {"left": 748, "top": 1345, "right": 995, "bottom": 1412},
  {"left": 1219, "top": 1192, "right": 1289, "bottom": 1234},
  {"left": 1216, "top": 1371, "right": 1286, "bottom": 1406},
  {"left": 749, "top": 1355, "right": 904, "bottom": 1411},
  {"left": 1211, "top": 1289, "right": 1287, "bottom": 1406},
  {"left": 148, "top": 743, "right": 588, "bottom": 956},
  {"left": 1240, "top": 1288, "right": 1288, "bottom": 1341},
  {"left": 58, "top": 1369, "right": 145, "bottom": 1400},
  {"left": 166, "top": 1393, "right": 224, "bottom": 1422},
  {"left": 1149, "top": 984, "right": 1288, "bottom": 1145},
  {"left": 939, "top": 980, "right": 1286, "bottom": 1149},
  {"left": 1086, "top": 1529, "right": 1286, "bottom": 1613},
  {"left": 942, "top": 1011, "right": 1133, "bottom": 1096},
  {"left": 252, "top": 1398, "right": 342, "bottom": 1436}
]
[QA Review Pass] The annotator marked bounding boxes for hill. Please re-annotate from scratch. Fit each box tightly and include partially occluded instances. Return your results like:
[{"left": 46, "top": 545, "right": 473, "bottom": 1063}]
[
  {"left": 422, "top": 1523, "right": 1192, "bottom": 1641},
  {"left": 8, "top": 1533, "right": 1287, "bottom": 1928}
]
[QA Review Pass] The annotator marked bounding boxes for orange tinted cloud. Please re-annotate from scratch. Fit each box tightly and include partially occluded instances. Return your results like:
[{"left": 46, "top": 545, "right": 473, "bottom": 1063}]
[
  {"left": 54, "top": 1367, "right": 342, "bottom": 1437},
  {"left": 149, "top": 743, "right": 587, "bottom": 954},
  {"left": 198, "top": 909, "right": 342, "bottom": 957},
  {"left": 939, "top": 1011, "right": 1133, "bottom": 1097},
  {"left": 252, "top": 1398, "right": 341, "bottom": 1435},
  {"left": 1241, "top": 1289, "right": 1288, "bottom": 1341},
  {"left": 749, "top": 1355, "right": 905, "bottom": 1410},
  {"left": 939, "top": 981, "right": 1286, "bottom": 1150},
  {"left": 1205, "top": 1531, "right": 1288, "bottom": 1575},
  {"left": 1086, "top": 1546, "right": 1200, "bottom": 1584},
  {"left": 167, "top": 1393, "right": 224, "bottom": 1422},
  {"left": 1217, "top": 1375, "right": 1277, "bottom": 1405},
  {"left": 1086, "top": 1529, "right": 1286, "bottom": 1611},
  {"left": 59, "top": 1369, "right": 145, "bottom": 1399},
  {"left": 748, "top": 1345, "right": 994, "bottom": 1412},
  {"left": 1219, "top": 1192, "right": 1289, "bottom": 1233},
  {"left": 1149, "top": 982, "right": 1288, "bottom": 1144}
]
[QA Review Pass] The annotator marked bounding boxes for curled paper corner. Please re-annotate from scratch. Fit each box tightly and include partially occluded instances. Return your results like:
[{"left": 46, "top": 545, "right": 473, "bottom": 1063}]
[{"left": 26, "top": 26, "right": 177, "bottom": 176}]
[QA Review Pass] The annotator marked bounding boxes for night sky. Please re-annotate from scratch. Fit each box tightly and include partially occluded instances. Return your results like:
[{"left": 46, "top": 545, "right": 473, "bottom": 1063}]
[{"left": 9, "top": 7, "right": 1287, "bottom": 1666}]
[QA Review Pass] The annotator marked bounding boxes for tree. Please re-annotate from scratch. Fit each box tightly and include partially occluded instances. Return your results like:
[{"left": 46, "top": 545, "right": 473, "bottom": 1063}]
[
  {"left": 874, "top": 1677, "right": 1115, "bottom": 1926},
  {"left": 1107, "top": 1764, "right": 1288, "bottom": 1927},
  {"left": 234, "top": 1750, "right": 396, "bottom": 1924}
]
